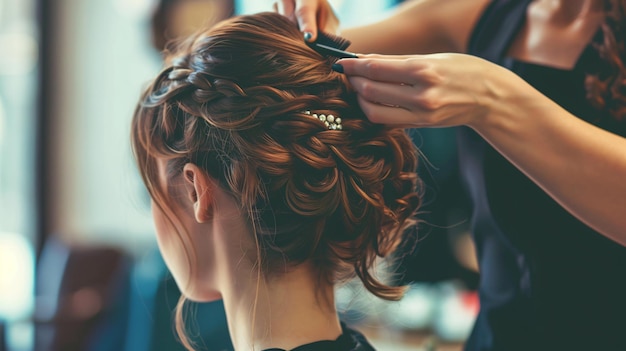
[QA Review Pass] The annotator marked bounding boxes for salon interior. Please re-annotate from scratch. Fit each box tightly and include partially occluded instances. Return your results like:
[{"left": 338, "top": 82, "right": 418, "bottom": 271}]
[{"left": 0, "top": 0, "right": 481, "bottom": 350}]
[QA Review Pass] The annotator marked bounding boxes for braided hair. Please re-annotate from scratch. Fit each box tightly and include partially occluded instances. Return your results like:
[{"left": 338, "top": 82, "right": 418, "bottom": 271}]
[{"left": 131, "top": 13, "right": 422, "bottom": 347}]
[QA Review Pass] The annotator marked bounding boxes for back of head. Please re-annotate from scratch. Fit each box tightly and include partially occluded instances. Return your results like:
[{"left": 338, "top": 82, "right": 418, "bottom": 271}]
[{"left": 132, "top": 12, "right": 421, "bottom": 300}]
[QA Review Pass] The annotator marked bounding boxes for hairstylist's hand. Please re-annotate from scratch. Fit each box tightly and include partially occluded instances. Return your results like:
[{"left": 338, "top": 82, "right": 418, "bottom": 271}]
[
  {"left": 273, "top": 0, "right": 340, "bottom": 41},
  {"left": 338, "top": 53, "right": 524, "bottom": 130}
]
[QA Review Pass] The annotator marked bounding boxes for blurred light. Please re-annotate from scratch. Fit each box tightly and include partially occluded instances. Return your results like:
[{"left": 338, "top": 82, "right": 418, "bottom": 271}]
[
  {"left": 0, "top": 32, "right": 37, "bottom": 76},
  {"left": 383, "top": 284, "right": 437, "bottom": 330},
  {"left": 432, "top": 283, "right": 477, "bottom": 342},
  {"left": 0, "top": 232, "right": 35, "bottom": 320},
  {"left": 0, "top": 96, "right": 4, "bottom": 144},
  {"left": 113, "top": 0, "right": 157, "bottom": 20},
  {"left": 6, "top": 322, "right": 33, "bottom": 351},
  {"left": 235, "top": 0, "right": 269, "bottom": 15},
  {"left": 235, "top": 0, "right": 394, "bottom": 24}
]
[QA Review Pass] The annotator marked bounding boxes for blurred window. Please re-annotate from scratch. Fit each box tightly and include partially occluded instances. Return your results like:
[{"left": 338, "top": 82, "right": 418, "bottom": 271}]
[
  {"left": 50, "top": 0, "right": 160, "bottom": 246},
  {"left": 0, "top": 0, "right": 38, "bottom": 348},
  {"left": 0, "top": 0, "right": 37, "bottom": 241},
  {"left": 235, "top": 0, "right": 397, "bottom": 24}
]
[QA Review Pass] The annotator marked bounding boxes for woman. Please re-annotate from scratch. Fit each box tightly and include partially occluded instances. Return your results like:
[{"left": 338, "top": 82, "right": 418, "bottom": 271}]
[
  {"left": 131, "top": 12, "right": 421, "bottom": 351},
  {"left": 278, "top": 0, "right": 626, "bottom": 350}
]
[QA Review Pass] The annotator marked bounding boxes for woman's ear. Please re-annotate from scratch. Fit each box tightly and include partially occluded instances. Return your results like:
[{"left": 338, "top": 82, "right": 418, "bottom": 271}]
[{"left": 182, "top": 163, "right": 214, "bottom": 223}]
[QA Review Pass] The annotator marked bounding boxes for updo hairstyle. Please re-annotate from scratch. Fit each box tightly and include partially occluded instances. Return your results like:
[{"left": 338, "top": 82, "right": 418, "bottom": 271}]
[{"left": 131, "top": 12, "right": 422, "bottom": 300}]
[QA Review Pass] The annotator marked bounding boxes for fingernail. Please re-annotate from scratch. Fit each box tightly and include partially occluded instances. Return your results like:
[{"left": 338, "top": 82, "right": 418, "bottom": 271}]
[
  {"left": 331, "top": 63, "right": 344, "bottom": 73},
  {"left": 303, "top": 32, "right": 313, "bottom": 42}
]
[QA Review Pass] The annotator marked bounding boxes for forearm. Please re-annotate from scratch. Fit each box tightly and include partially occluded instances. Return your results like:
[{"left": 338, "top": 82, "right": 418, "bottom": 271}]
[
  {"left": 341, "top": 1, "right": 451, "bottom": 55},
  {"left": 340, "top": 0, "right": 489, "bottom": 55},
  {"left": 337, "top": 49, "right": 626, "bottom": 243},
  {"left": 474, "top": 75, "right": 626, "bottom": 245}
]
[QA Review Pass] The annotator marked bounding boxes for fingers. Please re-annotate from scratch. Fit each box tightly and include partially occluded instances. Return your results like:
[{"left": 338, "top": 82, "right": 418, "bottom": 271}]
[
  {"left": 338, "top": 56, "right": 425, "bottom": 85},
  {"left": 340, "top": 56, "right": 439, "bottom": 128},
  {"left": 295, "top": 0, "right": 319, "bottom": 40},
  {"left": 274, "top": 1, "right": 339, "bottom": 41},
  {"left": 274, "top": 1, "right": 296, "bottom": 22},
  {"left": 356, "top": 96, "right": 426, "bottom": 127},
  {"left": 348, "top": 76, "right": 420, "bottom": 110},
  {"left": 357, "top": 53, "right": 418, "bottom": 60}
]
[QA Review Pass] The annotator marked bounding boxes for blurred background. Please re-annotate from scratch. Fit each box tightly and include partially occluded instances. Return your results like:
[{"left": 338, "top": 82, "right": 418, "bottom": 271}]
[{"left": 0, "top": 0, "right": 479, "bottom": 350}]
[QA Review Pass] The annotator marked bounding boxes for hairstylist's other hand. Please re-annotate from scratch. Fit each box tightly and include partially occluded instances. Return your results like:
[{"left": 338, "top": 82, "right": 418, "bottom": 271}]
[
  {"left": 338, "top": 53, "right": 525, "bottom": 130},
  {"left": 273, "top": 0, "right": 339, "bottom": 41}
]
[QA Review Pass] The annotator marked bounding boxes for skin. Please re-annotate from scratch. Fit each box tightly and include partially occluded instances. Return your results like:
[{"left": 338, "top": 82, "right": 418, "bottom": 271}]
[
  {"left": 276, "top": 0, "right": 626, "bottom": 246},
  {"left": 153, "top": 160, "right": 342, "bottom": 350}
]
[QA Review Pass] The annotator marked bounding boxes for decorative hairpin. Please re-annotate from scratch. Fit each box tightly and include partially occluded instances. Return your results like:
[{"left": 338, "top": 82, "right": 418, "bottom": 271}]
[{"left": 303, "top": 110, "right": 343, "bottom": 130}]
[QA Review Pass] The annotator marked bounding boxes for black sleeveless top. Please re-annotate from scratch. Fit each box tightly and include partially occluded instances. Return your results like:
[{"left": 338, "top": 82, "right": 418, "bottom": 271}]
[
  {"left": 460, "top": 1, "right": 626, "bottom": 350},
  {"left": 262, "top": 323, "right": 375, "bottom": 351}
]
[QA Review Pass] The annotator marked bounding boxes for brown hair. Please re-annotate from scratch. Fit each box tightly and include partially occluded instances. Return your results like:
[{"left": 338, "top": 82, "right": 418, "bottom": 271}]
[
  {"left": 132, "top": 11, "right": 421, "bottom": 348},
  {"left": 586, "top": 0, "right": 626, "bottom": 122}
]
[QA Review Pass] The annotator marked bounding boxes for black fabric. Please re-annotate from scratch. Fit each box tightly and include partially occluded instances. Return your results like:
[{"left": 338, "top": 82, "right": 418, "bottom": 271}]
[
  {"left": 262, "top": 323, "right": 374, "bottom": 351},
  {"left": 461, "top": 1, "right": 626, "bottom": 350}
]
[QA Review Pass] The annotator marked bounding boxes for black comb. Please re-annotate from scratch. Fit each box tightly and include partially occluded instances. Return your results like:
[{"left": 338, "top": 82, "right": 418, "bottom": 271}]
[{"left": 306, "top": 31, "right": 358, "bottom": 59}]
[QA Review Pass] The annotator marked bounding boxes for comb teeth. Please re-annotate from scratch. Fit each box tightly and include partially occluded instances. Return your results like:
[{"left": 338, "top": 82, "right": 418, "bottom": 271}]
[
  {"left": 315, "top": 31, "right": 351, "bottom": 51},
  {"left": 306, "top": 31, "right": 357, "bottom": 60}
]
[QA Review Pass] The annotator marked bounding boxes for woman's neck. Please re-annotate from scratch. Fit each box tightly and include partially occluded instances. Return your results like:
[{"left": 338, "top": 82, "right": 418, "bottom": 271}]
[{"left": 220, "top": 263, "right": 342, "bottom": 351}]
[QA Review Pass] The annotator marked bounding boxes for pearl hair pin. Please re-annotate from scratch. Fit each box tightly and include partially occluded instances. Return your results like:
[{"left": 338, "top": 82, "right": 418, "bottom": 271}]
[{"left": 303, "top": 110, "right": 343, "bottom": 130}]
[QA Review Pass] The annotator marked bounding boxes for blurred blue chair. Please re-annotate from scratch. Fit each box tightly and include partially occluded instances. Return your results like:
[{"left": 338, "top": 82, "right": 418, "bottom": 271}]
[
  {"left": 35, "top": 237, "right": 131, "bottom": 351},
  {"left": 89, "top": 245, "right": 232, "bottom": 351}
]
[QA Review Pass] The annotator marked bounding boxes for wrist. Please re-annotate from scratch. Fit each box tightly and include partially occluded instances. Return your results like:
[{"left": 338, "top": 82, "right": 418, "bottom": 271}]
[{"left": 469, "top": 64, "right": 537, "bottom": 136}]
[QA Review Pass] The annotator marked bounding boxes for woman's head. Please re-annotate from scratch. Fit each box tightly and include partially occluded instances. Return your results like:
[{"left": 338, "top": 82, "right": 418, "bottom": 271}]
[{"left": 132, "top": 12, "right": 421, "bottom": 302}]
